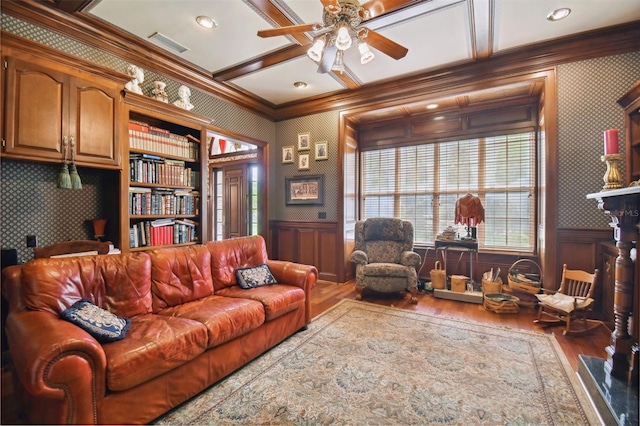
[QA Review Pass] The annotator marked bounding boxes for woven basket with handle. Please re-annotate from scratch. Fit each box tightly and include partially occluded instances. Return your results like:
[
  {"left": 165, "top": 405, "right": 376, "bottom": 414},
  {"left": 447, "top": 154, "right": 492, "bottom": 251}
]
[
  {"left": 430, "top": 261, "right": 446, "bottom": 289},
  {"left": 508, "top": 259, "right": 542, "bottom": 294}
]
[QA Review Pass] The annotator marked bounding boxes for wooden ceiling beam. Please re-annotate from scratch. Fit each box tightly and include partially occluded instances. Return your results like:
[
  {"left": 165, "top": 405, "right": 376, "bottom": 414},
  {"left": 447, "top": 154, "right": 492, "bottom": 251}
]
[
  {"left": 246, "top": 0, "right": 313, "bottom": 47},
  {"left": 213, "top": 44, "right": 312, "bottom": 82},
  {"left": 469, "top": 0, "right": 493, "bottom": 60}
]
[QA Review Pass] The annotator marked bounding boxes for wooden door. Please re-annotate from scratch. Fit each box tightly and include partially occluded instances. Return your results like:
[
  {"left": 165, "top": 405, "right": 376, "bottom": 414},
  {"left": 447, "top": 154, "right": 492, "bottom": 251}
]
[
  {"left": 3, "top": 56, "right": 67, "bottom": 161},
  {"left": 69, "top": 76, "right": 121, "bottom": 167},
  {"left": 224, "top": 166, "right": 246, "bottom": 239}
]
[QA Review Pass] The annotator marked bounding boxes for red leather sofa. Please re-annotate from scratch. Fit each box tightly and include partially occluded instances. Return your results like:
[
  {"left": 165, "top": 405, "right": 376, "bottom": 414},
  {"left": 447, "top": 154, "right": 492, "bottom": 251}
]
[{"left": 1, "top": 235, "right": 317, "bottom": 424}]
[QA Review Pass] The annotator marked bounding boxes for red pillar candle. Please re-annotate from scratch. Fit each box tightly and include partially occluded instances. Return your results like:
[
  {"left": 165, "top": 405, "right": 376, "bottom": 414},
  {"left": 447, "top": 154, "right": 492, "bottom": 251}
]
[{"left": 604, "top": 129, "right": 619, "bottom": 155}]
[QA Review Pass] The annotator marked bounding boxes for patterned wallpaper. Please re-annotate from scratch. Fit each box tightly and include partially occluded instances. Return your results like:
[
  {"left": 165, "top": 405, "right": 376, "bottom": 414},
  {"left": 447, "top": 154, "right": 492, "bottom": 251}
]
[
  {"left": 271, "top": 112, "right": 340, "bottom": 222},
  {"left": 557, "top": 51, "right": 640, "bottom": 228},
  {"left": 1, "top": 159, "right": 116, "bottom": 263}
]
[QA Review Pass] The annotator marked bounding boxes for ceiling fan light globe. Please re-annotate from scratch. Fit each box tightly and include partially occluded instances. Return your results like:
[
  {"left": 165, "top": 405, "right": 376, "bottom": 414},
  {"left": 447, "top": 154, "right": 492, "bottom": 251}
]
[
  {"left": 307, "top": 37, "right": 326, "bottom": 62},
  {"left": 358, "top": 42, "right": 375, "bottom": 64},
  {"left": 335, "top": 26, "right": 352, "bottom": 50},
  {"left": 332, "top": 49, "right": 345, "bottom": 74}
]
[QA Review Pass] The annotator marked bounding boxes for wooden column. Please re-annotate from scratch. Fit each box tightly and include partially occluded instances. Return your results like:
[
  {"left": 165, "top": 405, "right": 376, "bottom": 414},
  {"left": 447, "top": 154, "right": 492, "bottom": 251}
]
[{"left": 587, "top": 186, "right": 640, "bottom": 381}]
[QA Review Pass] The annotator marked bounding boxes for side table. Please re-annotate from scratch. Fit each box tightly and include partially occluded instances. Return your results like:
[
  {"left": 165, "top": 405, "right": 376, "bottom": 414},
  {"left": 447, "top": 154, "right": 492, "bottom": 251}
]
[{"left": 434, "top": 238, "right": 479, "bottom": 283}]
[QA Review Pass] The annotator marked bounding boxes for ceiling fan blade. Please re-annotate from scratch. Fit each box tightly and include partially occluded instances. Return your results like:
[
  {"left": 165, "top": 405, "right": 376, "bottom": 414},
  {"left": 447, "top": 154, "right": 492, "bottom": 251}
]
[
  {"left": 360, "top": 0, "right": 415, "bottom": 19},
  {"left": 364, "top": 29, "right": 408, "bottom": 60},
  {"left": 317, "top": 45, "right": 338, "bottom": 74},
  {"left": 257, "top": 23, "right": 317, "bottom": 38}
]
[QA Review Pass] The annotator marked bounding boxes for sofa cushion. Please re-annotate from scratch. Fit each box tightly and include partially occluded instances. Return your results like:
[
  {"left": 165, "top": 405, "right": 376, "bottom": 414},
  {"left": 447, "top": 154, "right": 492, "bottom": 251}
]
[
  {"left": 21, "top": 252, "right": 153, "bottom": 318},
  {"left": 235, "top": 264, "right": 277, "bottom": 289},
  {"left": 149, "top": 245, "right": 214, "bottom": 312},
  {"left": 361, "top": 262, "right": 411, "bottom": 278},
  {"left": 216, "top": 284, "right": 305, "bottom": 322},
  {"left": 102, "top": 314, "right": 208, "bottom": 391},
  {"left": 60, "top": 298, "right": 131, "bottom": 343},
  {"left": 160, "top": 295, "right": 265, "bottom": 348},
  {"left": 206, "top": 236, "right": 269, "bottom": 291}
]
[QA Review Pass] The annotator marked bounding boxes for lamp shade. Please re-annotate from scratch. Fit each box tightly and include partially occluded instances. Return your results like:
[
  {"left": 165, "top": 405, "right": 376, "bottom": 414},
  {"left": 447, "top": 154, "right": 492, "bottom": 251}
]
[{"left": 454, "top": 193, "right": 484, "bottom": 227}]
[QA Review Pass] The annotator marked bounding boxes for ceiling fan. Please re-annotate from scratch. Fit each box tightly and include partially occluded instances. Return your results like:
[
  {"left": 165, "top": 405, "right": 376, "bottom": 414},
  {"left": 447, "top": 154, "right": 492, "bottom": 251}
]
[{"left": 257, "top": 0, "right": 410, "bottom": 74}]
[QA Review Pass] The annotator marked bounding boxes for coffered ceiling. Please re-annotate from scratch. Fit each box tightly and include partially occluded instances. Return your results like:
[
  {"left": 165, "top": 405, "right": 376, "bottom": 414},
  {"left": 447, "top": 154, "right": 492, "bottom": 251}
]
[
  {"left": 81, "top": 0, "right": 640, "bottom": 109},
  {"left": 7, "top": 0, "right": 637, "bottom": 121}
]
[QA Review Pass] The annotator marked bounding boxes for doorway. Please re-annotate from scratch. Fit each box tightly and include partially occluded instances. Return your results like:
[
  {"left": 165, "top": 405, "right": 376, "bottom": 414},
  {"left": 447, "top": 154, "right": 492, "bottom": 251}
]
[{"left": 211, "top": 164, "right": 258, "bottom": 240}]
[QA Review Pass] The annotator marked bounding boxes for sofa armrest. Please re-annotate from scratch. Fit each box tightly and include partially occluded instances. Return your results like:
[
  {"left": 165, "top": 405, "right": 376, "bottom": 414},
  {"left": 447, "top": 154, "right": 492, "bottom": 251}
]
[
  {"left": 349, "top": 250, "right": 368, "bottom": 265},
  {"left": 267, "top": 260, "right": 318, "bottom": 292},
  {"left": 7, "top": 309, "right": 107, "bottom": 424},
  {"left": 401, "top": 251, "right": 421, "bottom": 267},
  {"left": 1, "top": 264, "right": 24, "bottom": 312},
  {"left": 267, "top": 260, "right": 318, "bottom": 325}
]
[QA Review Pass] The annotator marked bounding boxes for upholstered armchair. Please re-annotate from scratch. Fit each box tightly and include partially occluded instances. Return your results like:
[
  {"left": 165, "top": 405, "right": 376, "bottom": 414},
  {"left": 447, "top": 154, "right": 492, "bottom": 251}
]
[{"left": 349, "top": 218, "right": 422, "bottom": 303}]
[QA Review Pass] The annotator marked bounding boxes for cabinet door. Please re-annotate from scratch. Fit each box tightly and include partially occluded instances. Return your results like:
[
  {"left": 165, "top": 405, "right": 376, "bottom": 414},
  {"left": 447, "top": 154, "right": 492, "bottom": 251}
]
[
  {"left": 69, "top": 76, "right": 121, "bottom": 167},
  {"left": 3, "top": 56, "right": 67, "bottom": 161}
]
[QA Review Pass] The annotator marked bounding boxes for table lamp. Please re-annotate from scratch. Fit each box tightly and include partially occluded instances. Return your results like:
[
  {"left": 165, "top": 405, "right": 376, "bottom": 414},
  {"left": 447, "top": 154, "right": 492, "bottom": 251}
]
[{"left": 454, "top": 193, "right": 484, "bottom": 240}]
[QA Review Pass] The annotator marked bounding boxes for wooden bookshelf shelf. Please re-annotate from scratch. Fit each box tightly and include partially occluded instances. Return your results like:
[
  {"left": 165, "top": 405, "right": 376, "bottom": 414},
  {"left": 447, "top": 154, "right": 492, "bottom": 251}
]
[
  {"left": 122, "top": 92, "right": 207, "bottom": 252},
  {"left": 130, "top": 214, "right": 197, "bottom": 220},
  {"left": 129, "top": 241, "right": 198, "bottom": 252}
]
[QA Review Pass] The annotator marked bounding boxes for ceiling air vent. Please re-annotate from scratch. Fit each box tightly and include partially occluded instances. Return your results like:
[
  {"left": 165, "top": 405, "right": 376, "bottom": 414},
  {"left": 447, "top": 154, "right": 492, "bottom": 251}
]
[{"left": 148, "top": 32, "right": 190, "bottom": 54}]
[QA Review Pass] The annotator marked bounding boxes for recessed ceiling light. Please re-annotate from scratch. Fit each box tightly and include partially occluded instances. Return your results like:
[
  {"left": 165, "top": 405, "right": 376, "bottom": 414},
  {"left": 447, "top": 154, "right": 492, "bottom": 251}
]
[
  {"left": 294, "top": 81, "right": 308, "bottom": 89},
  {"left": 546, "top": 8, "right": 571, "bottom": 21},
  {"left": 196, "top": 16, "right": 217, "bottom": 29},
  {"left": 426, "top": 103, "right": 439, "bottom": 109}
]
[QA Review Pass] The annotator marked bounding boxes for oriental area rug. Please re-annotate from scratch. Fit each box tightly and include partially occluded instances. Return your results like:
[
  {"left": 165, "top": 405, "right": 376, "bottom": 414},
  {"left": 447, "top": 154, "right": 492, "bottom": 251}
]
[{"left": 155, "top": 299, "right": 600, "bottom": 425}]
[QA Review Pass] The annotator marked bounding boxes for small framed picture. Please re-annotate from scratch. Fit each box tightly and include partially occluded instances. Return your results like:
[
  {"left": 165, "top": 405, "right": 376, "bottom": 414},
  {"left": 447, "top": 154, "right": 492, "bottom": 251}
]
[
  {"left": 298, "top": 133, "right": 310, "bottom": 150},
  {"left": 298, "top": 153, "right": 310, "bottom": 170},
  {"left": 282, "top": 146, "right": 294, "bottom": 164},
  {"left": 315, "top": 141, "right": 328, "bottom": 160}
]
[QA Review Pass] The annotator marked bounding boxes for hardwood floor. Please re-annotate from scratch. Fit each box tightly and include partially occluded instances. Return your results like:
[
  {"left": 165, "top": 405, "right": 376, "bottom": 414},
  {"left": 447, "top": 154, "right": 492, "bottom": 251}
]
[{"left": 1, "top": 280, "right": 611, "bottom": 425}]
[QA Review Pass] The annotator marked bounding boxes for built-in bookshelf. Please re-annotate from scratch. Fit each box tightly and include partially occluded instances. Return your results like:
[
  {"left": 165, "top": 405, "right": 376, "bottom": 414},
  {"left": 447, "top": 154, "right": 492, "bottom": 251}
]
[{"left": 122, "top": 93, "right": 209, "bottom": 252}]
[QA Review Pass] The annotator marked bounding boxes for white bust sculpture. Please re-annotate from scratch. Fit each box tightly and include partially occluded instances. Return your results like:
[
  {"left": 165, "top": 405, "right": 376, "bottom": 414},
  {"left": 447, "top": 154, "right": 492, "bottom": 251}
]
[
  {"left": 124, "top": 64, "right": 144, "bottom": 94},
  {"left": 173, "top": 85, "right": 194, "bottom": 111}
]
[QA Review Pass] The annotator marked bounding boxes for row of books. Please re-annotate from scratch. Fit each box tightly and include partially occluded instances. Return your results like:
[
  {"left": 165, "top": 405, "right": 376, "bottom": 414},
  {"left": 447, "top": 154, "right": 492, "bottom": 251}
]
[
  {"left": 129, "top": 187, "right": 199, "bottom": 216},
  {"left": 129, "top": 218, "right": 199, "bottom": 248},
  {"left": 129, "top": 121, "right": 200, "bottom": 160},
  {"left": 130, "top": 154, "right": 199, "bottom": 187}
]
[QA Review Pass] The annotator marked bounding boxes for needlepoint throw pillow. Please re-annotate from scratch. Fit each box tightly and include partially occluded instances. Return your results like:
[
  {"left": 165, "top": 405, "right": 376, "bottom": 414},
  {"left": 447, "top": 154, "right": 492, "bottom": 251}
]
[
  {"left": 60, "top": 299, "right": 131, "bottom": 343},
  {"left": 235, "top": 264, "right": 277, "bottom": 289}
]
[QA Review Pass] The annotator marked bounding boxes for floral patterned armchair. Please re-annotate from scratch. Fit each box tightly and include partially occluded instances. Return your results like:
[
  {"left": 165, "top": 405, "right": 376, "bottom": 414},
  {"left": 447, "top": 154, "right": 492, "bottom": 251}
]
[{"left": 349, "top": 218, "right": 421, "bottom": 303}]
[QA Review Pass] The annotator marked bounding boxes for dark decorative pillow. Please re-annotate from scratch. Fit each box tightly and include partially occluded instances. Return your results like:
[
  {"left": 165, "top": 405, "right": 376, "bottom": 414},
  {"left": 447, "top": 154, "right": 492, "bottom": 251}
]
[
  {"left": 60, "top": 299, "right": 131, "bottom": 343},
  {"left": 235, "top": 264, "right": 277, "bottom": 289}
]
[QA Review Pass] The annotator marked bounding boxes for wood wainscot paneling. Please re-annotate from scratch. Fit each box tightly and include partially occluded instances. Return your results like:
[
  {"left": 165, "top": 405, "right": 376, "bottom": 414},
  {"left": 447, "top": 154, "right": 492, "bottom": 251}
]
[
  {"left": 557, "top": 227, "right": 615, "bottom": 325},
  {"left": 269, "top": 221, "right": 339, "bottom": 282},
  {"left": 556, "top": 227, "right": 613, "bottom": 282}
]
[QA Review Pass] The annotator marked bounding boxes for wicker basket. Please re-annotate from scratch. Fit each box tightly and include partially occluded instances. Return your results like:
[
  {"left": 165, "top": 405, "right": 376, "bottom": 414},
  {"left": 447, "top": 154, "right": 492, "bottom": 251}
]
[
  {"left": 450, "top": 275, "right": 468, "bottom": 292},
  {"left": 507, "top": 259, "right": 542, "bottom": 294},
  {"left": 430, "top": 261, "right": 446, "bottom": 289},
  {"left": 482, "top": 279, "right": 503, "bottom": 294},
  {"left": 484, "top": 293, "right": 520, "bottom": 314}
]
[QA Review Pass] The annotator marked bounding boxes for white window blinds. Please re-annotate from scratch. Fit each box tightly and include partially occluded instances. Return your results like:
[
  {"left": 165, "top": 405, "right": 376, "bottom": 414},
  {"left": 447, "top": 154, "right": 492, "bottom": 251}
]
[{"left": 361, "top": 132, "right": 536, "bottom": 251}]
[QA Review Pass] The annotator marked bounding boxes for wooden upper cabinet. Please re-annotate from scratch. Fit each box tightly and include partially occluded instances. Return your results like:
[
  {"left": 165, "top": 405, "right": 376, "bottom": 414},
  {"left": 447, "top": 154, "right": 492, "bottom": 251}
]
[
  {"left": 618, "top": 80, "right": 640, "bottom": 185},
  {"left": 3, "top": 56, "right": 122, "bottom": 168}
]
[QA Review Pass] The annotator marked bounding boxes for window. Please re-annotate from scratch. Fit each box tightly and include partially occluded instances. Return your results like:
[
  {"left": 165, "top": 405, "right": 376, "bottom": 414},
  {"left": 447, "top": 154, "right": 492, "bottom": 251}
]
[
  {"left": 361, "top": 133, "right": 536, "bottom": 251},
  {"left": 249, "top": 164, "right": 258, "bottom": 235}
]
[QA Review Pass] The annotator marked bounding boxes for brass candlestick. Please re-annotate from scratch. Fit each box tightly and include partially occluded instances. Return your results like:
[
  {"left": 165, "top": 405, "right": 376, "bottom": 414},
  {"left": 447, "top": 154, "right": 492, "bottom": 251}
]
[{"left": 601, "top": 154, "right": 624, "bottom": 190}]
